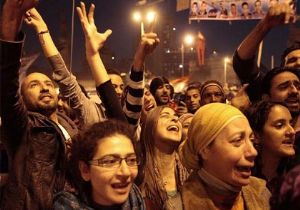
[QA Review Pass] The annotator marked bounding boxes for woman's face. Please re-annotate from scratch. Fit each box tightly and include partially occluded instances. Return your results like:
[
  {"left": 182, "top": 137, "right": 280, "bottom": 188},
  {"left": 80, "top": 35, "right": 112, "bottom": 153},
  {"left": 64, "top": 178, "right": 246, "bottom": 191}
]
[
  {"left": 261, "top": 105, "right": 295, "bottom": 158},
  {"left": 154, "top": 107, "right": 182, "bottom": 147},
  {"left": 80, "top": 134, "right": 138, "bottom": 206},
  {"left": 202, "top": 118, "right": 257, "bottom": 187}
]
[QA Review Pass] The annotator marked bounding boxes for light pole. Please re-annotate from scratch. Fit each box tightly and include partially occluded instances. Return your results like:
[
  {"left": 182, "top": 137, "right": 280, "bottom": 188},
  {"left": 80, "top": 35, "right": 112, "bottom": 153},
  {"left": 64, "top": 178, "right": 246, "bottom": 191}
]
[
  {"left": 224, "top": 57, "right": 230, "bottom": 87},
  {"left": 181, "top": 34, "right": 194, "bottom": 77}
]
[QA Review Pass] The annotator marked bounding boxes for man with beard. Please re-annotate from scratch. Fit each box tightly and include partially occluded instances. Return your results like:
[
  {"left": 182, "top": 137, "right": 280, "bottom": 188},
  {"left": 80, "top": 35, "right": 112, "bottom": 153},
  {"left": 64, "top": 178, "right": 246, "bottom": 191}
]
[
  {"left": 261, "top": 67, "right": 300, "bottom": 147},
  {"left": 149, "top": 76, "right": 174, "bottom": 106},
  {"left": 0, "top": 0, "right": 77, "bottom": 209}
]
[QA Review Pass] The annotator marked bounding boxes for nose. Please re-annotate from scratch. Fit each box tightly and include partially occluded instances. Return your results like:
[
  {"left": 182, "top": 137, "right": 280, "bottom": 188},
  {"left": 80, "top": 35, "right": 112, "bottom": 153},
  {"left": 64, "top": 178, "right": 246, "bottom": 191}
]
[
  {"left": 286, "top": 124, "right": 295, "bottom": 138},
  {"left": 211, "top": 95, "right": 217, "bottom": 102},
  {"left": 290, "top": 83, "right": 299, "bottom": 94},
  {"left": 296, "top": 58, "right": 300, "bottom": 67},
  {"left": 40, "top": 83, "right": 50, "bottom": 92},
  {"left": 117, "top": 159, "right": 131, "bottom": 176},
  {"left": 244, "top": 139, "right": 257, "bottom": 161}
]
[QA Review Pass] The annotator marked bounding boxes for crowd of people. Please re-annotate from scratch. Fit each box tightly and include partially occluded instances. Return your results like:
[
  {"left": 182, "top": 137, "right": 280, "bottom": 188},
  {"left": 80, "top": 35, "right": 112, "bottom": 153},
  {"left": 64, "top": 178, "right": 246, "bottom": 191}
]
[{"left": 0, "top": 0, "right": 299, "bottom": 209}]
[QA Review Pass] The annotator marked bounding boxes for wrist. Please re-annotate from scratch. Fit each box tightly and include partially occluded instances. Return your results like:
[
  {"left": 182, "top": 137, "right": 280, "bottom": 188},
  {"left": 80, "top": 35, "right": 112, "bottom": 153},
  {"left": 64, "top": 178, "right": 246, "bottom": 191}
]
[{"left": 37, "top": 27, "right": 49, "bottom": 34}]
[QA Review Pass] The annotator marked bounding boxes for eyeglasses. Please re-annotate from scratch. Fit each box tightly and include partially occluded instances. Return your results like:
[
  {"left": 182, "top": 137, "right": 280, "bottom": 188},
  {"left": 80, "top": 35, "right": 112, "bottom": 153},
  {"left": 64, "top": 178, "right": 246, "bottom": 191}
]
[{"left": 89, "top": 155, "right": 140, "bottom": 168}]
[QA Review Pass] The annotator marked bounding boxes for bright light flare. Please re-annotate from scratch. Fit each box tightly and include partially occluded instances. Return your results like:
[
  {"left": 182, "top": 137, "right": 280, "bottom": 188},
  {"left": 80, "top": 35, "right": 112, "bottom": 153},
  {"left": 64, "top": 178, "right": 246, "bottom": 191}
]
[
  {"left": 184, "top": 34, "right": 194, "bottom": 45},
  {"left": 146, "top": 11, "right": 156, "bottom": 23},
  {"left": 132, "top": 11, "right": 142, "bottom": 22}
]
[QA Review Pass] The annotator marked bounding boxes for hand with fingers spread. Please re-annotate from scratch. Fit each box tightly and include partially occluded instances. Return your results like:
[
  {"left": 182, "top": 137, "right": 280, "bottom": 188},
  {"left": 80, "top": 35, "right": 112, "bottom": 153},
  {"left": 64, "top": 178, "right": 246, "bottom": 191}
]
[
  {"left": 230, "top": 84, "right": 251, "bottom": 111},
  {"left": 76, "top": 2, "right": 112, "bottom": 56},
  {"left": 24, "top": 8, "right": 48, "bottom": 33}
]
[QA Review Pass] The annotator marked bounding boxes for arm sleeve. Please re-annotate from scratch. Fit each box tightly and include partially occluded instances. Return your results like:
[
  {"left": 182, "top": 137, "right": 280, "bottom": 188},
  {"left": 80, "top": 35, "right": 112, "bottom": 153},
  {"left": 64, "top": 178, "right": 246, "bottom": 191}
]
[
  {"left": 123, "top": 67, "right": 144, "bottom": 126},
  {"left": 96, "top": 80, "right": 126, "bottom": 122},
  {"left": 232, "top": 50, "right": 264, "bottom": 102},
  {"left": 49, "top": 54, "right": 106, "bottom": 128},
  {"left": 0, "top": 33, "right": 29, "bottom": 154}
]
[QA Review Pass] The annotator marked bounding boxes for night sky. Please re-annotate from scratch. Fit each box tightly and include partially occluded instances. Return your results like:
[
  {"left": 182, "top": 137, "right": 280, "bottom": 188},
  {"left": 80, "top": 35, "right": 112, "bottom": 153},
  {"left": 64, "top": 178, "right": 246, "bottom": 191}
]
[{"left": 22, "top": 0, "right": 299, "bottom": 78}]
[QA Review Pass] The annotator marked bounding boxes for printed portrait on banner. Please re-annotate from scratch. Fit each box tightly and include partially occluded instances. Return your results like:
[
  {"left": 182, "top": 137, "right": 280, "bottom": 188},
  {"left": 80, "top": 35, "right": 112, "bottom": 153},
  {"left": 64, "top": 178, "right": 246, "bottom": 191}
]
[{"left": 189, "top": 0, "right": 297, "bottom": 21}]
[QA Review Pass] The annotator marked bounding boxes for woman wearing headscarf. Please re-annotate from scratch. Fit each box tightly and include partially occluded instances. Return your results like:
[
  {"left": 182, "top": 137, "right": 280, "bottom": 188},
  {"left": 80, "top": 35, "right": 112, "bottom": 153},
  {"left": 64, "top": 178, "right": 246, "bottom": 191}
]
[{"left": 179, "top": 103, "right": 270, "bottom": 209}]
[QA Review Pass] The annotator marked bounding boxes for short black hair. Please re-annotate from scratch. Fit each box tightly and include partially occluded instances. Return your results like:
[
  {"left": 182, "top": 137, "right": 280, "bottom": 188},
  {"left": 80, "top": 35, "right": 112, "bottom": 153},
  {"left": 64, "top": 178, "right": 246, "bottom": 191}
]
[
  {"left": 281, "top": 42, "right": 300, "bottom": 66},
  {"left": 261, "top": 67, "right": 300, "bottom": 95},
  {"left": 107, "top": 68, "right": 121, "bottom": 76}
]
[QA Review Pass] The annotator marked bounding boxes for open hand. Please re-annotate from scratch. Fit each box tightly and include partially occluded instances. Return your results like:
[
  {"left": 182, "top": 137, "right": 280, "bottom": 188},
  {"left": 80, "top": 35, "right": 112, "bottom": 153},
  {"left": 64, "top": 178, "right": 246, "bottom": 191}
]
[{"left": 76, "top": 2, "right": 112, "bottom": 55}]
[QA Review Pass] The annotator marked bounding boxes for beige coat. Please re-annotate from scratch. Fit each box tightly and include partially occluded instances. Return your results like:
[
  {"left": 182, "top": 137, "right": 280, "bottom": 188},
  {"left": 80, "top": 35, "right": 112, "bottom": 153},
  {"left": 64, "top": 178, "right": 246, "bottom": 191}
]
[{"left": 182, "top": 172, "right": 271, "bottom": 210}]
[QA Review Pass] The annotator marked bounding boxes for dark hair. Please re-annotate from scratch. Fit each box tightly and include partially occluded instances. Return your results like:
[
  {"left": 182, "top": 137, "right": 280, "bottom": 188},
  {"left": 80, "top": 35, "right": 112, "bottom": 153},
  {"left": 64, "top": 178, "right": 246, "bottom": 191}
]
[
  {"left": 242, "top": 2, "right": 249, "bottom": 6},
  {"left": 245, "top": 100, "right": 288, "bottom": 134},
  {"left": 67, "top": 120, "right": 135, "bottom": 197},
  {"left": 186, "top": 82, "right": 201, "bottom": 93},
  {"left": 107, "top": 68, "right": 122, "bottom": 76},
  {"left": 261, "top": 67, "right": 300, "bottom": 95},
  {"left": 149, "top": 76, "right": 174, "bottom": 98},
  {"left": 281, "top": 42, "right": 300, "bottom": 66}
]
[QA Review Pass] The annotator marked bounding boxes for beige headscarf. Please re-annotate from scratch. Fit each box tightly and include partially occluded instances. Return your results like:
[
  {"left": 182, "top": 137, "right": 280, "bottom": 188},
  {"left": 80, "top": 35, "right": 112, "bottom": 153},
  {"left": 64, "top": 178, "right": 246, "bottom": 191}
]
[{"left": 179, "top": 103, "right": 247, "bottom": 170}]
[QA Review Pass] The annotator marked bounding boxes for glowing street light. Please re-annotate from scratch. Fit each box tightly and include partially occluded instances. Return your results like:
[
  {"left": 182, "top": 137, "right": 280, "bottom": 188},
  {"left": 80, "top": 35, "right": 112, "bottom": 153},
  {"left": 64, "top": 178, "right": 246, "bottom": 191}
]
[
  {"left": 181, "top": 34, "right": 195, "bottom": 77},
  {"left": 132, "top": 11, "right": 142, "bottom": 22},
  {"left": 224, "top": 57, "right": 230, "bottom": 86},
  {"left": 146, "top": 11, "right": 156, "bottom": 23},
  {"left": 132, "top": 10, "right": 157, "bottom": 36}
]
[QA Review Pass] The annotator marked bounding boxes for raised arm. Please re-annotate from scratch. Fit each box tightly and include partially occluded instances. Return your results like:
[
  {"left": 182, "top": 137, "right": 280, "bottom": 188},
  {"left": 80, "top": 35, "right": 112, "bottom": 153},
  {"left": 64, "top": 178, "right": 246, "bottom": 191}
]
[
  {"left": 76, "top": 2, "right": 125, "bottom": 121},
  {"left": 123, "top": 32, "right": 160, "bottom": 127},
  {"left": 237, "top": 2, "right": 295, "bottom": 60},
  {"left": 0, "top": 0, "right": 37, "bottom": 153},
  {"left": 232, "top": 2, "right": 296, "bottom": 101},
  {"left": 24, "top": 8, "right": 106, "bottom": 127}
]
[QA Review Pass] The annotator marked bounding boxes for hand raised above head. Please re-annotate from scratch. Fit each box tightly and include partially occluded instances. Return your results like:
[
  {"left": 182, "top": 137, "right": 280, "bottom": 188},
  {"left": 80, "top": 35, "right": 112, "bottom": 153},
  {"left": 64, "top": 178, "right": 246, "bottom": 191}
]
[
  {"left": 264, "top": 2, "right": 296, "bottom": 28},
  {"left": 76, "top": 1, "right": 112, "bottom": 55},
  {"left": 5, "top": 0, "right": 39, "bottom": 13},
  {"left": 24, "top": 8, "right": 48, "bottom": 33}
]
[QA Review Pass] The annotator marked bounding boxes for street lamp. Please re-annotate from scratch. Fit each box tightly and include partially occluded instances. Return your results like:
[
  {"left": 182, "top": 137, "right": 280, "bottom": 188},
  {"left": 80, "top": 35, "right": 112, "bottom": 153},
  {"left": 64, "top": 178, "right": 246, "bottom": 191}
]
[
  {"left": 132, "top": 10, "right": 157, "bottom": 36},
  {"left": 224, "top": 57, "right": 230, "bottom": 86},
  {"left": 181, "top": 34, "right": 194, "bottom": 77}
]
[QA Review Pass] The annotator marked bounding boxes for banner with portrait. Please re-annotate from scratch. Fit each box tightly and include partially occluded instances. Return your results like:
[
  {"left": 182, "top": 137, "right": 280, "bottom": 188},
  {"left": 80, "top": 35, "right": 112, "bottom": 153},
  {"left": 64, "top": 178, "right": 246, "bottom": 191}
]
[{"left": 189, "top": 0, "right": 297, "bottom": 21}]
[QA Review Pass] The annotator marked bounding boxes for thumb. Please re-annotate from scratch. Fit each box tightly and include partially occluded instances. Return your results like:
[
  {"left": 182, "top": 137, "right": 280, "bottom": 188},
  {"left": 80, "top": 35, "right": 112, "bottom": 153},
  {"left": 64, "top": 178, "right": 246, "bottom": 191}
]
[{"left": 103, "top": 29, "right": 112, "bottom": 39}]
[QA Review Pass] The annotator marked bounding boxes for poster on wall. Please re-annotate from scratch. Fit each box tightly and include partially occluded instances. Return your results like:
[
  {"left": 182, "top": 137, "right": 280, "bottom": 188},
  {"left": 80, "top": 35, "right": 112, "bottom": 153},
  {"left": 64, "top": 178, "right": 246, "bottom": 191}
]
[{"left": 189, "top": 0, "right": 297, "bottom": 21}]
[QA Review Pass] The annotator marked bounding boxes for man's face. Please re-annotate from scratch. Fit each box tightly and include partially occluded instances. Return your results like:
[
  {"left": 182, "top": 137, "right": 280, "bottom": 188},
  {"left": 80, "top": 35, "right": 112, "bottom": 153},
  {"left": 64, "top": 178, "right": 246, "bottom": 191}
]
[
  {"left": 242, "top": 4, "right": 249, "bottom": 14},
  {"left": 109, "top": 74, "right": 124, "bottom": 101},
  {"left": 154, "top": 83, "right": 172, "bottom": 106},
  {"left": 284, "top": 49, "right": 300, "bottom": 69},
  {"left": 201, "top": 85, "right": 225, "bottom": 105},
  {"left": 186, "top": 88, "right": 201, "bottom": 113},
  {"left": 255, "top": 1, "right": 262, "bottom": 12},
  {"left": 268, "top": 71, "right": 300, "bottom": 114},
  {"left": 21, "top": 73, "right": 58, "bottom": 115}
]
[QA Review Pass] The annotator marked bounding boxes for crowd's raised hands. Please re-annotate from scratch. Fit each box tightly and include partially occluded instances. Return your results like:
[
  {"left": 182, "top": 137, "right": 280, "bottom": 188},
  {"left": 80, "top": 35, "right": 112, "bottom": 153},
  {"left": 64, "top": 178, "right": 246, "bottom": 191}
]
[{"left": 76, "top": 2, "right": 112, "bottom": 56}]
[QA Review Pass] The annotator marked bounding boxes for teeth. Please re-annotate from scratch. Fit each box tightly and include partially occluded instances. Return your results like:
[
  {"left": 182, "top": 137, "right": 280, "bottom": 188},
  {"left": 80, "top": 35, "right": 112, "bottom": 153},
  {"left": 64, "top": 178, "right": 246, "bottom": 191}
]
[
  {"left": 167, "top": 125, "right": 178, "bottom": 132},
  {"left": 112, "top": 183, "right": 129, "bottom": 188}
]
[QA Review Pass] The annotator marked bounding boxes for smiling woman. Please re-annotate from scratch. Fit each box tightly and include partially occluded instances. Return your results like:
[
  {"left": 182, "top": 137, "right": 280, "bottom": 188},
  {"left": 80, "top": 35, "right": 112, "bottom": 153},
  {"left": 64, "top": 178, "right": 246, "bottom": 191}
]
[
  {"left": 179, "top": 103, "right": 271, "bottom": 210},
  {"left": 53, "top": 120, "right": 145, "bottom": 210},
  {"left": 139, "top": 106, "right": 189, "bottom": 210}
]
